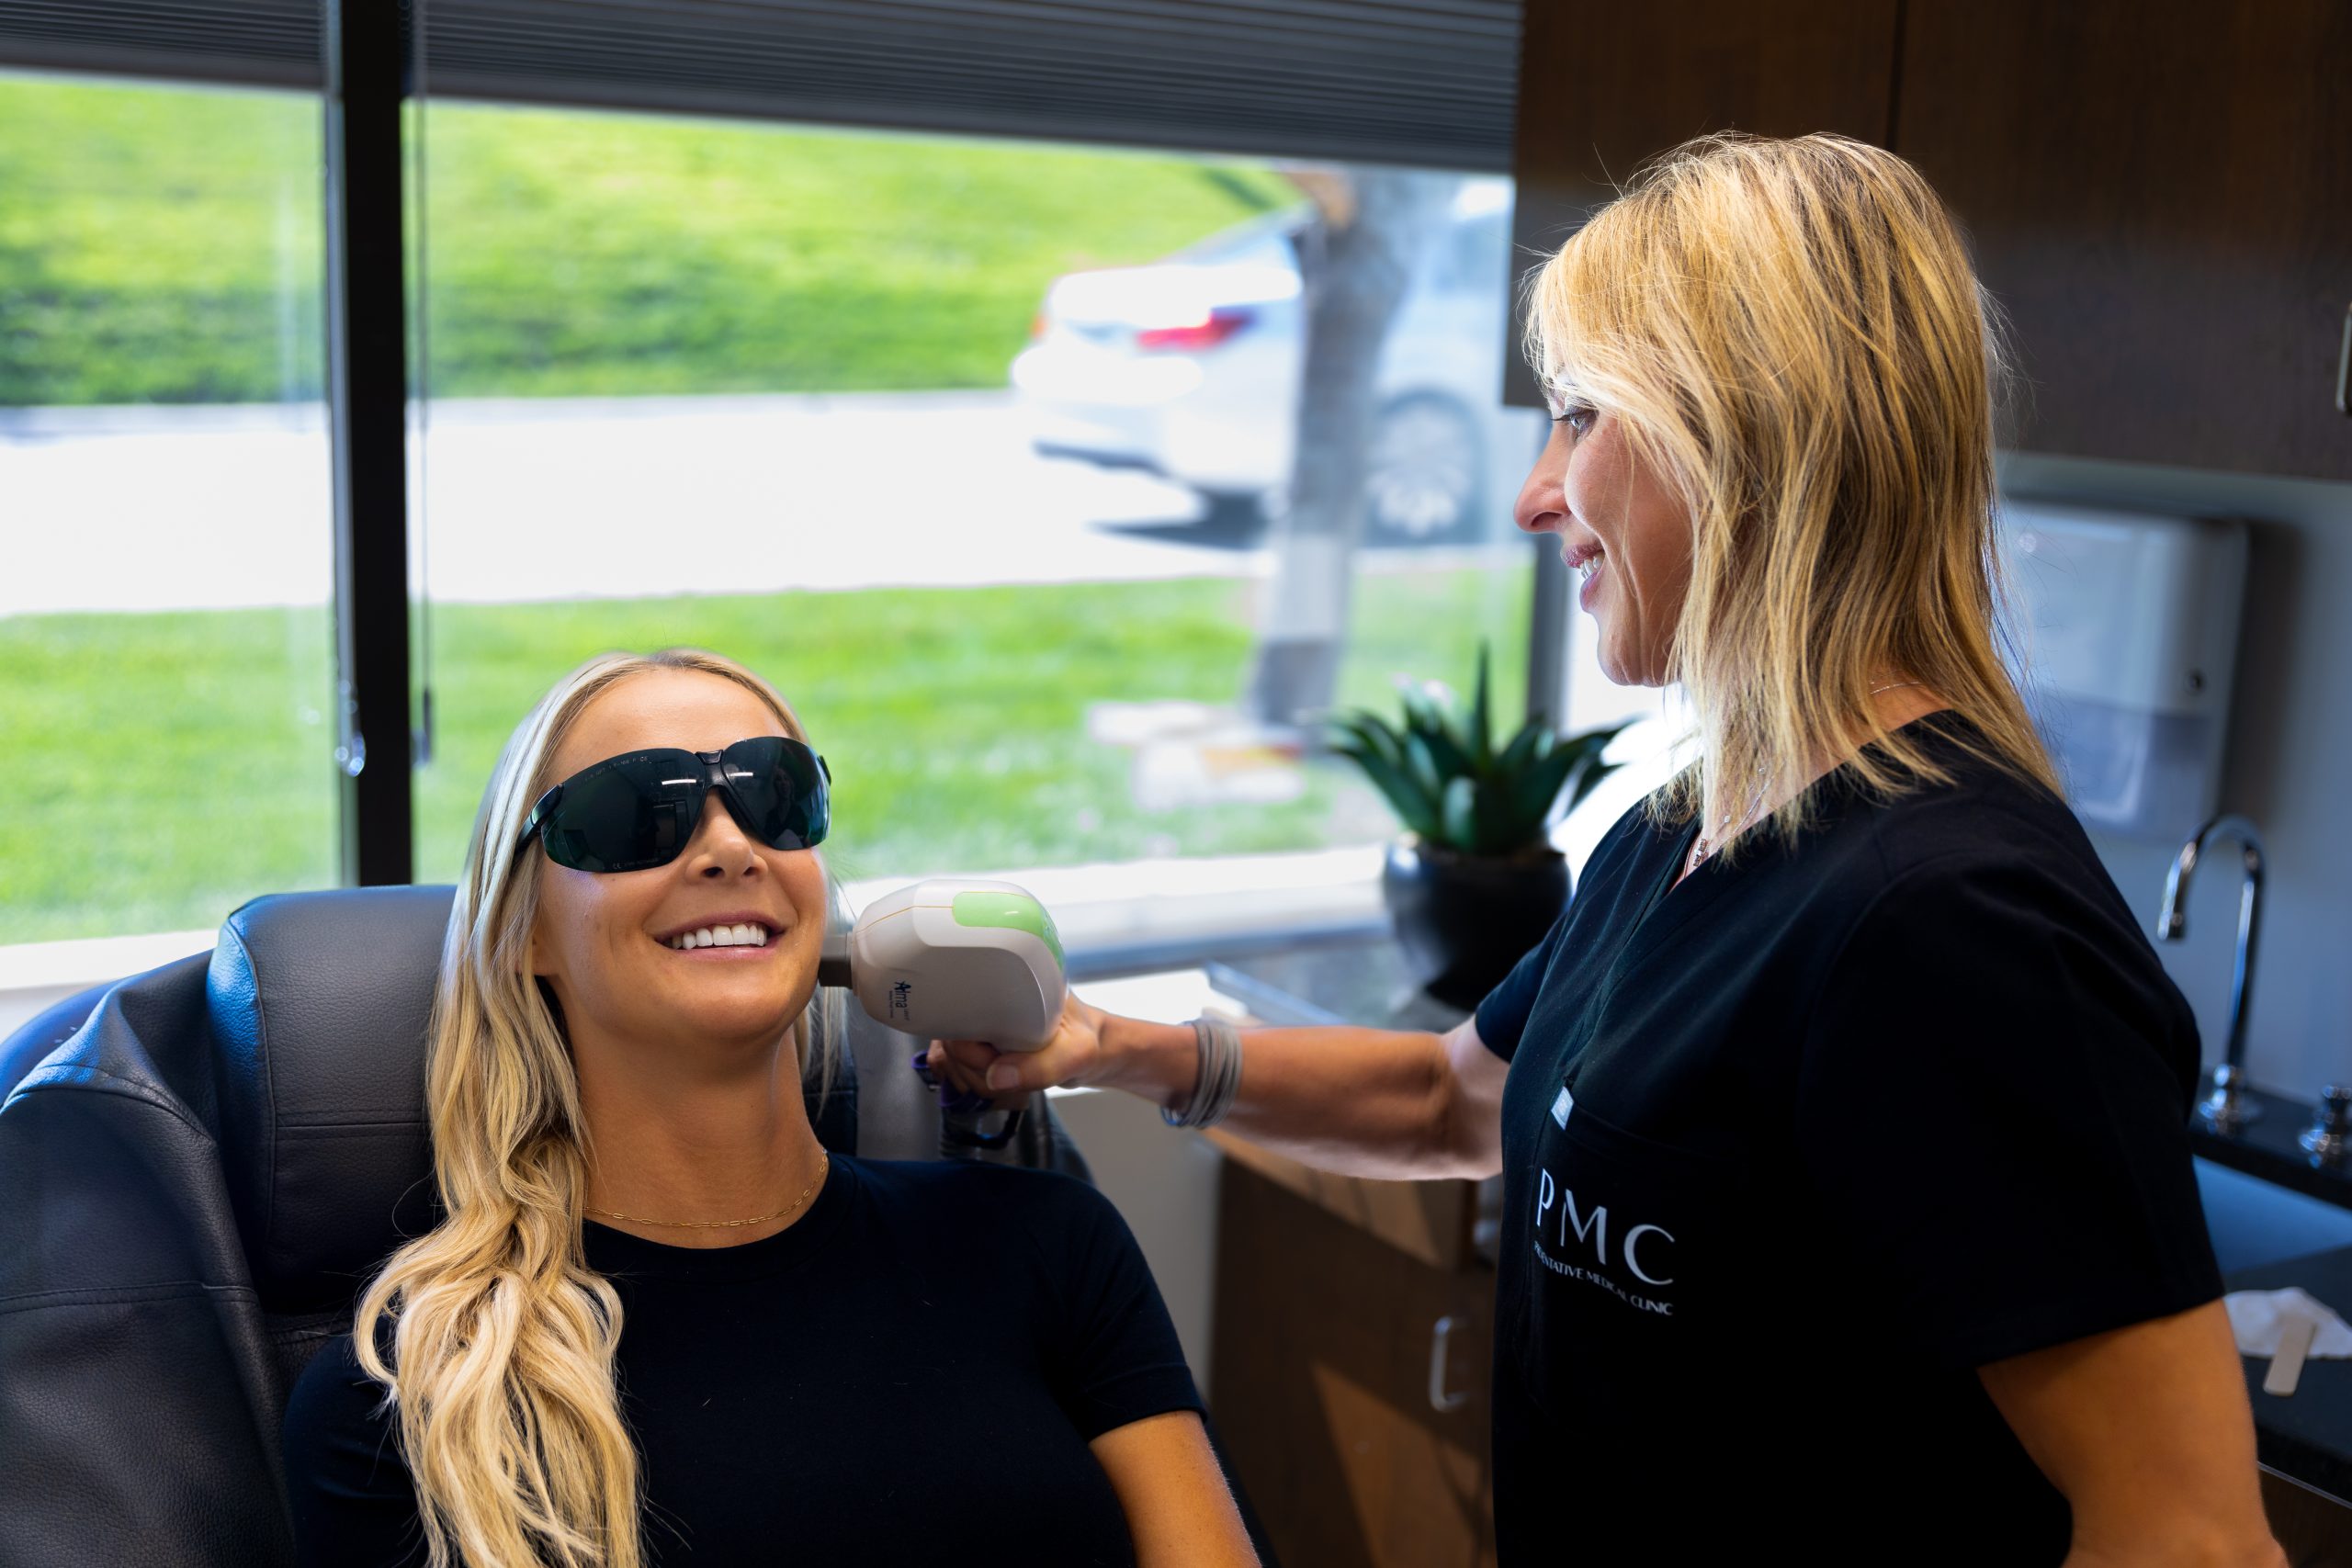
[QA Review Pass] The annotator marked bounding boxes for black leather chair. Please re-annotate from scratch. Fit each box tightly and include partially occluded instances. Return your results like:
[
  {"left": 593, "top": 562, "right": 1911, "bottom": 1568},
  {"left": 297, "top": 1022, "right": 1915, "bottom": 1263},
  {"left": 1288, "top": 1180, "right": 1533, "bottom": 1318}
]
[{"left": 0, "top": 885, "right": 1090, "bottom": 1567}]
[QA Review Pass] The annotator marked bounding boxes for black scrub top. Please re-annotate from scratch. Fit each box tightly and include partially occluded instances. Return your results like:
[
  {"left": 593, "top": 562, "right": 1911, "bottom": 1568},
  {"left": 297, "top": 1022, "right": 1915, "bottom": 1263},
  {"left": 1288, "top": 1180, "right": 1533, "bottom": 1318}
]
[
  {"left": 282, "top": 1156, "right": 1203, "bottom": 1566},
  {"left": 1474, "top": 711, "right": 2222, "bottom": 1564}
]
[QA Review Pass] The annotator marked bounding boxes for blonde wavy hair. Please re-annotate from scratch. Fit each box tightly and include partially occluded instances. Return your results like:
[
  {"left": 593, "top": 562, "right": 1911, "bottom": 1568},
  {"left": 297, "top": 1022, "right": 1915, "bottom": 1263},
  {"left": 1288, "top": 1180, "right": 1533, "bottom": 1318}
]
[
  {"left": 1522, "top": 132, "right": 2058, "bottom": 855},
  {"left": 352, "top": 649, "right": 843, "bottom": 1568}
]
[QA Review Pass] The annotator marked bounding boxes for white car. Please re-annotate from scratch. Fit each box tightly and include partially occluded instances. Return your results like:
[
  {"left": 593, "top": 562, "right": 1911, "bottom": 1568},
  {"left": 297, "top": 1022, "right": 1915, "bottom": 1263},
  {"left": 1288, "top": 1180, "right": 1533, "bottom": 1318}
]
[{"left": 1012, "top": 178, "right": 1529, "bottom": 546}]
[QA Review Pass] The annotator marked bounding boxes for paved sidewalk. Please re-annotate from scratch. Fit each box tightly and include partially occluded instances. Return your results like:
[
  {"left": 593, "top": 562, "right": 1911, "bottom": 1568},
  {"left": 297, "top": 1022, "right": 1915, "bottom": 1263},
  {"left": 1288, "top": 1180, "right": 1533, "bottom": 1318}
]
[{"left": 0, "top": 390, "right": 1261, "bottom": 615}]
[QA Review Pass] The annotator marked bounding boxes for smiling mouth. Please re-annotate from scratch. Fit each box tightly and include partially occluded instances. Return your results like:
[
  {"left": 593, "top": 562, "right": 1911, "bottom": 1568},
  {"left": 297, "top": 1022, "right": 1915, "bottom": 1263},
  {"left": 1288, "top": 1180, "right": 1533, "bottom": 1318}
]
[
  {"left": 664, "top": 922, "right": 775, "bottom": 951},
  {"left": 1564, "top": 539, "right": 1605, "bottom": 581}
]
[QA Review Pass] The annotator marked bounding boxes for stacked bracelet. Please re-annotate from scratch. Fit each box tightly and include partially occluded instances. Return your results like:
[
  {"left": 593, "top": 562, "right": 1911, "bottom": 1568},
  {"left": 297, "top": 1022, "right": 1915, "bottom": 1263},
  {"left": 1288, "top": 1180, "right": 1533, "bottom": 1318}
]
[{"left": 1162, "top": 1014, "right": 1243, "bottom": 1130}]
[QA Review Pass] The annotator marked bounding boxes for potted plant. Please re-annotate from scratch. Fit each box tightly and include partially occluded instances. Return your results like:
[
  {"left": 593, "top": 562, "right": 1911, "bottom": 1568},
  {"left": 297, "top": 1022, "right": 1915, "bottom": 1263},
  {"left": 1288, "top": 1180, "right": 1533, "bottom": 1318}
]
[{"left": 1329, "top": 645, "right": 1630, "bottom": 1008}]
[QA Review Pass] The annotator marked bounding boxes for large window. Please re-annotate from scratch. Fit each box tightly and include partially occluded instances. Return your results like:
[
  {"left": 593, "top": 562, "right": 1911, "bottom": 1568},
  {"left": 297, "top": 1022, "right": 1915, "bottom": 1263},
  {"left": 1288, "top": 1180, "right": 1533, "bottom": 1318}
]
[
  {"left": 0, "top": 72, "right": 334, "bottom": 945},
  {"left": 0, "top": 71, "right": 1553, "bottom": 952},
  {"left": 407, "top": 99, "right": 1541, "bottom": 889}
]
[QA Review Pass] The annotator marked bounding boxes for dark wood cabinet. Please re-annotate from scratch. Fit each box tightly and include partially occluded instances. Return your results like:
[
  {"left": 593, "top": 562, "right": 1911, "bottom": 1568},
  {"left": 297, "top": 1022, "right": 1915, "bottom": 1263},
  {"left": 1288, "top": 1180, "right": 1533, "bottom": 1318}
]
[
  {"left": 1208, "top": 1148, "right": 1498, "bottom": 1568},
  {"left": 1894, "top": 0, "right": 2352, "bottom": 480},
  {"left": 1506, "top": 0, "right": 2352, "bottom": 479},
  {"left": 1503, "top": 0, "right": 1901, "bottom": 408}
]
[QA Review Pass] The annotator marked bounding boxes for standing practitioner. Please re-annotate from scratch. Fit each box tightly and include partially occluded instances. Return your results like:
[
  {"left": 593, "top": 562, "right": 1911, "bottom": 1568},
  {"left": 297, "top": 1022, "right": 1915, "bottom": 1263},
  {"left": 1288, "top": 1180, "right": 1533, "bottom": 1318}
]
[{"left": 933, "top": 135, "right": 2283, "bottom": 1566}]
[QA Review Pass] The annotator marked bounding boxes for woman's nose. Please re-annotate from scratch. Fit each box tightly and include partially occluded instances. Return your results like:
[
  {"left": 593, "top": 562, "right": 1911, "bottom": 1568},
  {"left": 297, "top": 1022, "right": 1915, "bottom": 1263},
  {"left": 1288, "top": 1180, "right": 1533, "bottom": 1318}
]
[
  {"left": 685, "top": 793, "right": 762, "bottom": 876},
  {"left": 1513, "top": 431, "right": 1570, "bottom": 536}
]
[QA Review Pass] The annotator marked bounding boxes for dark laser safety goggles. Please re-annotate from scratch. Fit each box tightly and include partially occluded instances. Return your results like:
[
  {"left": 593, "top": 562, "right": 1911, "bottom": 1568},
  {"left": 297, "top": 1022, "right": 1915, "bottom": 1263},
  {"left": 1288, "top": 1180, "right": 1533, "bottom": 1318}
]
[{"left": 515, "top": 736, "right": 831, "bottom": 873}]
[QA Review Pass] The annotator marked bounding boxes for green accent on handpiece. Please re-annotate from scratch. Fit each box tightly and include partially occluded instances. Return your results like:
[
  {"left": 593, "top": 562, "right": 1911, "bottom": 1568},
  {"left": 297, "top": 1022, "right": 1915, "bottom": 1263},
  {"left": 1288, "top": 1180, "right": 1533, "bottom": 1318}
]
[{"left": 950, "top": 891, "right": 1065, "bottom": 967}]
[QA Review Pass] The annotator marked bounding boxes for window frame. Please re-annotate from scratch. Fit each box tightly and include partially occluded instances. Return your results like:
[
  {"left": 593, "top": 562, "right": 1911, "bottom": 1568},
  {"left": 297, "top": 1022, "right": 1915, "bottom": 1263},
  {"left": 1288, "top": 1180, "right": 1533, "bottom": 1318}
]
[{"left": 325, "top": 0, "right": 418, "bottom": 886}]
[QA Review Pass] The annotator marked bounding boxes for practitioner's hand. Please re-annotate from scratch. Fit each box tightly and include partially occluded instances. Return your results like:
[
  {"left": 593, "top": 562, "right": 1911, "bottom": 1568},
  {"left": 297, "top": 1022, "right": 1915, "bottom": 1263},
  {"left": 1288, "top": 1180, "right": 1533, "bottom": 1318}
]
[{"left": 926, "top": 990, "right": 1114, "bottom": 1107}]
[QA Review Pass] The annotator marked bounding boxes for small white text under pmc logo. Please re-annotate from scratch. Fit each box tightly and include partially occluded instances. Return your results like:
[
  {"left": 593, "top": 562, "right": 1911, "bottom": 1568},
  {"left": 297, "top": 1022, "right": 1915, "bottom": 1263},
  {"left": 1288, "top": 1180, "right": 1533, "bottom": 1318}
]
[{"left": 1533, "top": 1168, "right": 1677, "bottom": 1315}]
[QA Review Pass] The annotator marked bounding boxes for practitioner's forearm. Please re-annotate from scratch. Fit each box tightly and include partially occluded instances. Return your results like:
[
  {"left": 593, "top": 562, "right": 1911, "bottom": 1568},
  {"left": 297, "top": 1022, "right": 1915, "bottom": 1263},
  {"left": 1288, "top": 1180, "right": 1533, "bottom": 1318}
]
[{"left": 1092, "top": 1015, "right": 1491, "bottom": 1180}]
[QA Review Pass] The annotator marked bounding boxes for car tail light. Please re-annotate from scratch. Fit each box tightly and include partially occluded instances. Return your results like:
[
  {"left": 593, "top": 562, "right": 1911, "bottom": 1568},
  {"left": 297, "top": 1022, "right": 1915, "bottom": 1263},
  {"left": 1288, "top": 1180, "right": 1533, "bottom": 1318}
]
[
  {"left": 1136, "top": 308, "right": 1254, "bottom": 353},
  {"left": 1030, "top": 310, "right": 1048, "bottom": 341}
]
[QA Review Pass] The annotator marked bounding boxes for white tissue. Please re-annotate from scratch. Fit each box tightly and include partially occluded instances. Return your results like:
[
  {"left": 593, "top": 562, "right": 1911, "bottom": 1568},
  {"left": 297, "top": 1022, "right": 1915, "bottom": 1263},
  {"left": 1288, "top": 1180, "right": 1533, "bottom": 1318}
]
[{"left": 2225, "top": 1287, "right": 2352, "bottom": 1358}]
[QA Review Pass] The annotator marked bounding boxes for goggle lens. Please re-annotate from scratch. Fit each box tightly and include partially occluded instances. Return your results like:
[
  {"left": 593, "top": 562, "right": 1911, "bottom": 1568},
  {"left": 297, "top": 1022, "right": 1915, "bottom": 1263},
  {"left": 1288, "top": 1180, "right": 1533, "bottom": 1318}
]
[{"left": 523, "top": 737, "right": 830, "bottom": 873}]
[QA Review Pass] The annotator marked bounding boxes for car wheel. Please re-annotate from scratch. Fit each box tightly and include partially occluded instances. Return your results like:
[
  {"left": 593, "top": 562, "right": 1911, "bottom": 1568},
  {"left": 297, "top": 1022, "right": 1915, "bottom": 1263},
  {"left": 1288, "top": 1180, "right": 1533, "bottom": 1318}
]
[{"left": 1364, "top": 395, "right": 1483, "bottom": 546}]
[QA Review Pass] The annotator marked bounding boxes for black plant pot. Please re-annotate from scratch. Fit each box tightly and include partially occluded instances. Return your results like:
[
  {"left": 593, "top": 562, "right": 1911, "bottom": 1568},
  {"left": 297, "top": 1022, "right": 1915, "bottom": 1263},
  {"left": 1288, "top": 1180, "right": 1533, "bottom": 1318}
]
[{"left": 1381, "top": 839, "right": 1571, "bottom": 1010}]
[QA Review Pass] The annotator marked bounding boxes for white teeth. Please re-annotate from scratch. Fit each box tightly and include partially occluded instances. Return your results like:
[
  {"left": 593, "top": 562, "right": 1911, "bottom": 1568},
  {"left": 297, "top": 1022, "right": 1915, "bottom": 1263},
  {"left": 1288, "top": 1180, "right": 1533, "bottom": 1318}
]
[{"left": 668, "top": 924, "right": 771, "bottom": 950}]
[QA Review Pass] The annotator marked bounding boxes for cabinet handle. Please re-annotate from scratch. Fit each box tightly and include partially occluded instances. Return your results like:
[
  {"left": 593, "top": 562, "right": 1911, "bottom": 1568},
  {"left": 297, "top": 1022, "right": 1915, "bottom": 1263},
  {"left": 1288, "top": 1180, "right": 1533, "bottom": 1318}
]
[
  {"left": 1428, "top": 1314, "right": 1469, "bottom": 1413},
  {"left": 2338, "top": 303, "right": 2351, "bottom": 417}
]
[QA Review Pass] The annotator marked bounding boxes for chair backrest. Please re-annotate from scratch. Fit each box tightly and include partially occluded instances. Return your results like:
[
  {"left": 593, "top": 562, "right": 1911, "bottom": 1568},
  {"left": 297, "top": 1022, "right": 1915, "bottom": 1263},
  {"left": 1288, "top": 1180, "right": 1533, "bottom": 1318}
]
[
  {"left": 206, "top": 885, "right": 454, "bottom": 1312},
  {"left": 202, "top": 886, "right": 868, "bottom": 1313}
]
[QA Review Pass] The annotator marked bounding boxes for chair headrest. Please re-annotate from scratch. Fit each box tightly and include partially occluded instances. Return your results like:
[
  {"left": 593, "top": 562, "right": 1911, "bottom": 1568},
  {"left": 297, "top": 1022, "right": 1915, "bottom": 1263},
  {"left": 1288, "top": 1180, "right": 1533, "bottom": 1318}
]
[
  {"left": 207, "top": 886, "right": 450, "bottom": 1309},
  {"left": 203, "top": 886, "right": 862, "bottom": 1311}
]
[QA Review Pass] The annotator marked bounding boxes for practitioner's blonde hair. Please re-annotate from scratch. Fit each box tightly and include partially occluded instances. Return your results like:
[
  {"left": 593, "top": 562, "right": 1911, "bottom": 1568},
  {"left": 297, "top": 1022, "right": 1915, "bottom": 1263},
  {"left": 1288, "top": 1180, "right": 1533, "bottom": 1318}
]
[
  {"left": 351, "top": 649, "right": 842, "bottom": 1568},
  {"left": 1522, "top": 132, "right": 2058, "bottom": 853}
]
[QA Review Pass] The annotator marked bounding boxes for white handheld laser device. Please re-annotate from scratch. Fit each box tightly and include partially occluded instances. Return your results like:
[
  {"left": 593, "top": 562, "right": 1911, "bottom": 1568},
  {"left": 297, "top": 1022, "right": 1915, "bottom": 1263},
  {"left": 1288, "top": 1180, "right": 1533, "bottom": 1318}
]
[{"left": 817, "top": 877, "right": 1067, "bottom": 1050}]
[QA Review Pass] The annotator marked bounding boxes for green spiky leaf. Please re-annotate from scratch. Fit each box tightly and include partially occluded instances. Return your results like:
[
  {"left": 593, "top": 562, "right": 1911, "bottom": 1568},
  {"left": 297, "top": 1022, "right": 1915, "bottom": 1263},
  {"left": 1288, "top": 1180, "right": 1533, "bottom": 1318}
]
[
  {"left": 1330, "top": 710, "right": 1407, "bottom": 773},
  {"left": 1441, "top": 775, "right": 1480, "bottom": 851},
  {"left": 1559, "top": 718, "right": 1636, "bottom": 813},
  {"left": 1398, "top": 688, "right": 1475, "bottom": 780},
  {"left": 1333, "top": 739, "right": 1442, "bottom": 838},
  {"left": 1402, "top": 729, "right": 1448, "bottom": 804},
  {"left": 1510, "top": 742, "right": 1585, "bottom": 833},
  {"left": 1496, "top": 718, "right": 1546, "bottom": 779},
  {"left": 1467, "top": 643, "right": 1495, "bottom": 771},
  {"left": 1325, "top": 656, "right": 1634, "bottom": 854}
]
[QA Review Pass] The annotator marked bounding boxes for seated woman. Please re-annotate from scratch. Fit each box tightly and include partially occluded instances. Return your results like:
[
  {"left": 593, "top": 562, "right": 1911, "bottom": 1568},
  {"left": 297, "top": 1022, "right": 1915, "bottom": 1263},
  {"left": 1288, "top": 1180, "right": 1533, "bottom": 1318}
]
[{"left": 282, "top": 649, "right": 1257, "bottom": 1568}]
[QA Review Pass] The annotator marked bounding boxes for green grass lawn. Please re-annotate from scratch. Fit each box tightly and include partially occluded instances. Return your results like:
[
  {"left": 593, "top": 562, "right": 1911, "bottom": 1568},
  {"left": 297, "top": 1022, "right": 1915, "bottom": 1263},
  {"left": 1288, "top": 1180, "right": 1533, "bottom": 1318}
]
[
  {"left": 0, "top": 76, "right": 1294, "bottom": 404},
  {"left": 0, "top": 74, "right": 1535, "bottom": 948},
  {"left": 0, "top": 568, "right": 1531, "bottom": 944}
]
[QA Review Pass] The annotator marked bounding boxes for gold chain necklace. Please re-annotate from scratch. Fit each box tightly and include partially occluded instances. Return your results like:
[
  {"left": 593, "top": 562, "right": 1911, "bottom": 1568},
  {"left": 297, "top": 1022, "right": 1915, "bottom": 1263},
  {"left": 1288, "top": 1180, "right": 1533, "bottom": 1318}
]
[
  {"left": 588, "top": 1151, "right": 830, "bottom": 1230},
  {"left": 1685, "top": 680, "right": 1926, "bottom": 875}
]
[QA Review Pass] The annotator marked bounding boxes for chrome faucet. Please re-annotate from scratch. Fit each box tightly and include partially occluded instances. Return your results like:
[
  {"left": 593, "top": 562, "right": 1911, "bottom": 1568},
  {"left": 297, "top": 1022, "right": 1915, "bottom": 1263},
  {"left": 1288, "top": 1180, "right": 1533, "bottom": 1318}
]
[{"left": 2157, "top": 814, "right": 2265, "bottom": 1134}]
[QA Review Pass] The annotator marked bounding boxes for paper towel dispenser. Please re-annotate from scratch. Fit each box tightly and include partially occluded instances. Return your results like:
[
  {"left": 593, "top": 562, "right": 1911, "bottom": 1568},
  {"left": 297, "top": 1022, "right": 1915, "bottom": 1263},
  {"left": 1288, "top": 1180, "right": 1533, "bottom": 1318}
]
[{"left": 1999, "top": 500, "right": 2248, "bottom": 840}]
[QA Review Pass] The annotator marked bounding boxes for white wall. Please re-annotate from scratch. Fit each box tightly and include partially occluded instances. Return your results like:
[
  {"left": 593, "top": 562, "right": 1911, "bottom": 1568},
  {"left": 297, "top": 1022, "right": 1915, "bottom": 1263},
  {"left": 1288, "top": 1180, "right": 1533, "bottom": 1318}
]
[{"left": 2000, "top": 454, "right": 2352, "bottom": 1100}]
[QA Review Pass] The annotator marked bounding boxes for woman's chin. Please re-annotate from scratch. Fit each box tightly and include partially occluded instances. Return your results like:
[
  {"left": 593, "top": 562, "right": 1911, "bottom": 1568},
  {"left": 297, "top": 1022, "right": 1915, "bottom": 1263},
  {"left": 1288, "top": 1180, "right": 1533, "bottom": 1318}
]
[
  {"left": 1594, "top": 634, "right": 1668, "bottom": 690},
  {"left": 643, "top": 977, "right": 814, "bottom": 1052}
]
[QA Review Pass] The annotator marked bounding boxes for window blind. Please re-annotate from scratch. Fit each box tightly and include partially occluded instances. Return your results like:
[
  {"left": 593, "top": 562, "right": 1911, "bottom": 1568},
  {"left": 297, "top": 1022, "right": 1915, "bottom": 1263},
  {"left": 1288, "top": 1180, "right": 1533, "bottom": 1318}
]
[
  {"left": 0, "top": 1, "right": 320, "bottom": 90},
  {"left": 0, "top": 0, "right": 1520, "bottom": 169}
]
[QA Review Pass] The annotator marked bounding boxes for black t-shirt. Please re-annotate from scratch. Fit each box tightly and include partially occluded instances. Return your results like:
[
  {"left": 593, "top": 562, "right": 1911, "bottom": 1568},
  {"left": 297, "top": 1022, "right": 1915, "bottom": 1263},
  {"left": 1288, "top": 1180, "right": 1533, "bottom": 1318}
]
[
  {"left": 1473, "top": 713, "right": 2222, "bottom": 1564},
  {"left": 282, "top": 1156, "right": 1202, "bottom": 1566}
]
